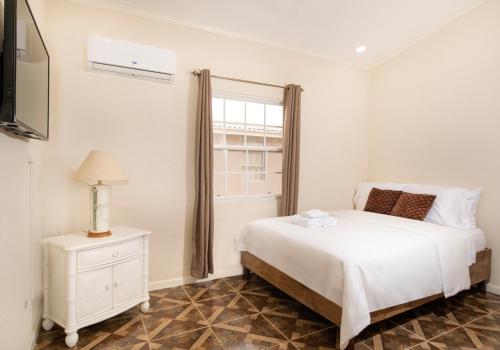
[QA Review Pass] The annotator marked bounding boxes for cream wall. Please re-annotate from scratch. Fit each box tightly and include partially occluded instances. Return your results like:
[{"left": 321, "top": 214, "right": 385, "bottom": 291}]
[
  {"left": 370, "top": 0, "right": 500, "bottom": 290},
  {"left": 4, "top": 0, "right": 500, "bottom": 347},
  {"left": 0, "top": 1, "right": 47, "bottom": 348},
  {"left": 40, "top": 0, "right": 370, "bottom": 289}
]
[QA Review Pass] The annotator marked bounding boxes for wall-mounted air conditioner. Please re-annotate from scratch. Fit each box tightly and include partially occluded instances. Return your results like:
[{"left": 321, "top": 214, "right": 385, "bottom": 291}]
[{"left": 87, "top": 35, "right": 176, "bottom": 83}]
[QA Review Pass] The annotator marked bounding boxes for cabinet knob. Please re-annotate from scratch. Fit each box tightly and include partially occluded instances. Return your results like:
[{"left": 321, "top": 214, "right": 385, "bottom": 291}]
[
  {"left": 114, "top": 281, "right": 119, "bottom": 287},
  {"left": 105, "top": 285, "right": 109, "bottom": 290},
  {"left": 113, "top": 251, "right": 118, "bottom": 257}
]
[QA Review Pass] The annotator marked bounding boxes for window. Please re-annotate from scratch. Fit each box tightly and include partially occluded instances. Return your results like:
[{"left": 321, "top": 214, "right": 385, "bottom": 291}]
[{"left": 213, "top": 95, "right": 283, "bottom": 198}]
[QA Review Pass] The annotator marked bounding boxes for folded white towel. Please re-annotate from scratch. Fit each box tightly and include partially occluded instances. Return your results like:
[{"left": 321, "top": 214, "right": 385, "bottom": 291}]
[
  {"left": 300, "top": 209, "right": 330, "bottom": 218},
  {"left": 291, "top": 215, "right": 338, "bottom": 228}
]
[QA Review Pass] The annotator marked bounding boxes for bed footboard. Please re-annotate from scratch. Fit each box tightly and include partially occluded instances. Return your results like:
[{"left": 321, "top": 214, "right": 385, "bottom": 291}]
[{"left": 241, "top": 248, "right": 492, "bottom": 347}]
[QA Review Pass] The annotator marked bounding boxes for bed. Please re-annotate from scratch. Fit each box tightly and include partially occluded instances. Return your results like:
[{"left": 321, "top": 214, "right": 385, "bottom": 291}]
[{"left": 237, "top": 209, "right": 491, "bottom": 349}]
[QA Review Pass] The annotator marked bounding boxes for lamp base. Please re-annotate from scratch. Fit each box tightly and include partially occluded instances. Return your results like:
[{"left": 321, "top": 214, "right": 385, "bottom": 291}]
[{"left": 87, "top": 230, "right": 112, "bottom": 238}]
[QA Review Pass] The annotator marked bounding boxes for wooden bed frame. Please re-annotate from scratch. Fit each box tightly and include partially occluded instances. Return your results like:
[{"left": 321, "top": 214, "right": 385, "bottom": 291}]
[{"left": 241, "top": 248, "right": 491, "bottom": 349}]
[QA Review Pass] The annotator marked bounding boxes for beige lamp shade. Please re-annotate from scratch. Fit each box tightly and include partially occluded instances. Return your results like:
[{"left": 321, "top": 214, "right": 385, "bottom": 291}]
[{"left": 74, "top": 150, "right": 128, "bottom": 183}]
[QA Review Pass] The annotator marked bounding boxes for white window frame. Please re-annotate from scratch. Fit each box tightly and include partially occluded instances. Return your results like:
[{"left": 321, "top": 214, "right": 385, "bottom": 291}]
[{"left": 213, "top": 91, "right": 283, "bottom": 201}]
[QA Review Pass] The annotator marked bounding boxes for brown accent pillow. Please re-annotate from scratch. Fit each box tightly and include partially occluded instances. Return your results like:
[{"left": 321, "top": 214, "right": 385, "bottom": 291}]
[
  {"left": 364, "top": 188, "right": 403, "bottom": 215},
  {"left": 390, "top": 192, "right": 436, "bottom": 221}
]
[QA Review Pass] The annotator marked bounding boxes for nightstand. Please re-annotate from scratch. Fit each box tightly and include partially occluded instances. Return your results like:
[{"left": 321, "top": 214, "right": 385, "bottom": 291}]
[{"left": 41, "top": 226, "right": 150, "bottom": 347}]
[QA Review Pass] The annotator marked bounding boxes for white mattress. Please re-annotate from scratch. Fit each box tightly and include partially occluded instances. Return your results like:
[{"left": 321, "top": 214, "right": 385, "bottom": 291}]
[{"left": 237, "top": 210, "right": 484, "bottom": 348}]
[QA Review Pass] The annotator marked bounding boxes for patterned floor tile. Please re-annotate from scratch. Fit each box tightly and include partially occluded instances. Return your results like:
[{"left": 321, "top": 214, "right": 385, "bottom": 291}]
[
  {"left": 262, "top": 303, "right": 333, "bottom": 340},
  {"left": 35, "top": 275, "right": 500, "bottom": 350},
  {"left": 268, "top": 341, "right": 300, "bottom": 349},
  {"left": 77, "top": 315, "right": 148, "bottom": 350},
  {"left": 108, "top": 306, "right": 141, "bottom": 320},
  {"left": 461, "top": 292, "right": 500, "bottom": 313},
  {"left": 291, "top": 327, "right": 371, "bottom": 350},
  {"left": 465, "top": 312, "right": 500, "bottom": 344},
  {"left": 409, "top": 341, "right": 446, "bottom": 349},
  {"left": 431, "top": 326, "right": 500, "bottom": 349},
  {"left": 422, "top": 298, "right": 488, "bottom": 326},
  {"left": 149, "top": 286, "right": 192, "bottom": 312},
  {"left": 35, "top": 331, "right": 76, "bottom": 350},
  {"left": 291, "top": 327, "right": 338, "bottom": 349},
  {"left": 149, "top": 327, "right": 224, "bottom": 349},
  {"left": 356, "top": 320, "right": 426, "bottom": 350},
  {"left": 225, "top": 274, "right": 271, "bottom": 292},
  {"left": 183, "top": 278, "right": 236, "bottom": 301},
  {"left": 196, "top": 292, "right": 259, "bottom": 325},
  {"left": 241, "top": 286, "right": 299, "bottom": 312},
  {"left": 213, "top": 313, "right": 288, "bottom": 349},
  {"left": 142, "top": 303, "right": 208, "bottom": 341},
  {"left": 389, "top": 307, "right": 460, "bottom": 340}
]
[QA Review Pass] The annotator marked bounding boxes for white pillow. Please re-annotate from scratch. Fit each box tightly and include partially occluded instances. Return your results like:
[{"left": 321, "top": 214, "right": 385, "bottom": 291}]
[
  {"left": 353, "top": 182, "right": 406, "bottom": 210},
  {"left": 405, "top": 184, "right": 481, "bottom": 229}
]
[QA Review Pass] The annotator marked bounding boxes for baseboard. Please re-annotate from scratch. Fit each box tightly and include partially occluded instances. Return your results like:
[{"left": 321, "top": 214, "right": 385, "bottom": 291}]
[
  {"left": 487, "top": 283, "right": 500, "bottom": 296},
  {"left": 148, "top": 266, "right": 243, "bottom": 291}
]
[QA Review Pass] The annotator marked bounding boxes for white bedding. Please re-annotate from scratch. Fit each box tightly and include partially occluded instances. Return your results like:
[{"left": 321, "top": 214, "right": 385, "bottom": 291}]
[{"left": 237, "top": 210, "right": 484, "bottom": 349}]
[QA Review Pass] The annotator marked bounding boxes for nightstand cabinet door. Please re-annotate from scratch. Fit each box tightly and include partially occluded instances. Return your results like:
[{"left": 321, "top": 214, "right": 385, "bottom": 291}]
[
  {"left": 77, "top": 266, "right": 113, "bottom": 320},
  {"left": 113, "top": 257, "right": 142, "bottom": 308}
]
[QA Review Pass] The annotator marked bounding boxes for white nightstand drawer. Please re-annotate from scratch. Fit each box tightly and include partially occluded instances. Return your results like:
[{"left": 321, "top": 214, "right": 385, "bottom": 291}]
[{"left": 77, "top": 238, "right": 142, "bottom": 269}]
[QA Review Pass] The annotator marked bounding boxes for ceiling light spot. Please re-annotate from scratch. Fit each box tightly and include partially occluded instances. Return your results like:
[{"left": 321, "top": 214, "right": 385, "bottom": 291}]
[{"left": 355, "top": 46, "right": 366, "bottom": 54}]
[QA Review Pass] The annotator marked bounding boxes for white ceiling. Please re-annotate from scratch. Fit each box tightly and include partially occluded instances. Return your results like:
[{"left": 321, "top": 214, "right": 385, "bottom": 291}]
[{"left": 93, "top": 0, "right": 485, "bottom": 68}]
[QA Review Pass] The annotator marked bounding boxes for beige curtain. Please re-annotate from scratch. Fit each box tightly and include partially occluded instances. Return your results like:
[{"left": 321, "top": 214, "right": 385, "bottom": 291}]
[
  {"left": 281, "top": 84, "right": 302, "bottom": 216},
  {"left": 191, "top": 69, "right": 214, "bottom": 279}
]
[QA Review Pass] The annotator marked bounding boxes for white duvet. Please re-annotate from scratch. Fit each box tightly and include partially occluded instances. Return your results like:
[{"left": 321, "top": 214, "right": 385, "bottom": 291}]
[{"left": 237, "top": 210, "right": 473, "bottom": 349}]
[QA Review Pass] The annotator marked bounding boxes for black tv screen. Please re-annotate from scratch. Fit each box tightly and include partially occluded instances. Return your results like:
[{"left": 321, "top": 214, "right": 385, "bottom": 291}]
[{"left": 0, "top": 0, "right": 49, "bottom": 140}]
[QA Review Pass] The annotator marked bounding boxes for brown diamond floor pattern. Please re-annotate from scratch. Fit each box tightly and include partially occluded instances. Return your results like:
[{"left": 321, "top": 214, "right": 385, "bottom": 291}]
[
  {"left": 150, "top": 327, "right": 224, "bottom": 349},
  {"left": 212, "top": 313, "right": 288, "bottom": 349},
  {"left": 196, "top": 293, "right": 259, "bottom": 325},
  {"left": 35, "top": 275, "right": 500, "bottom": 349},
  {"left": 262, "top": 303, "right": 333, "bottom": 340}
]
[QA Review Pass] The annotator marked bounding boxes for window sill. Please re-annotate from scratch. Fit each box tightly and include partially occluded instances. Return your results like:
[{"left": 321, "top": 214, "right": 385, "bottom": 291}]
[{"left": 215, "top": 195, "right": 281, "bottom": 204}]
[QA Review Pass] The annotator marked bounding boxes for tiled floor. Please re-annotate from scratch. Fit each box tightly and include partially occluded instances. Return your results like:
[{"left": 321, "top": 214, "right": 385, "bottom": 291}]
[{"left": 36, "top": 275, "right": 500, "bottom": 349}]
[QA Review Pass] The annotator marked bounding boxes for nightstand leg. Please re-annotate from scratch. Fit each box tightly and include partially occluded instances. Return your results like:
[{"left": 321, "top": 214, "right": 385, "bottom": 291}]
[
  {"left": 65, "top": 331, "right": 78, "bottom": 347},
  {"left": 140, "top": 301, "right": 150, "bottom": 313},
  {"left": 42, "top": 318, "right": 54, "bottom": 331}
]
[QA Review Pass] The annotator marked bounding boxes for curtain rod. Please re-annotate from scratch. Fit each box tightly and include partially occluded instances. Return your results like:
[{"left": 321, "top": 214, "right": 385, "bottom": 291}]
[{"left": 191, "top": 70, "right": 303, "bottom": 91}]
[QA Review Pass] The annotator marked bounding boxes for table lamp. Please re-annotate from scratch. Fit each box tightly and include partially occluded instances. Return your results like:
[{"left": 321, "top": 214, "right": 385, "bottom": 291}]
[{"left": 74, "top": 150, "right": 128, "bottom": 238}]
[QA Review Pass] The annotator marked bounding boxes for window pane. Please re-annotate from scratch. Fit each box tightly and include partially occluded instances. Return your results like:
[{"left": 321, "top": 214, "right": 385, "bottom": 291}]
[
  {"left": 246, "top": 102, "right": 264, "bottom": 125},
  {"left": 266, "top": 105, "right": 283, "bottom": 127},
  {"left": 214, "top": 174, "right": 225, "bottom": 198},
  {"left": 213, "top": 121, "right": 224, "bottom": 131},
  {"left": 248, "top": 173, "right": 266, "bottom": 195},
  {"left": 214, "top": 150, "right": 225, "bottom": 172},
  {"left": 225, "top": 100, "right": 245, "bottom": 123},
  {"left": 226, "top": 134, "right": 244, "bottom": 146},
  {"left": 211, "top": 97, "right": 285, "bottom": 198},
  {"left": 246, "top": 124, "right": 265, "bottom": 134},
  {"left": 212, "top": 98, "right": 224, "bottom": 122},
  {"left": 227, "top": 150, "right": 245, "bottom": 172},
  {"left": 247, "top": 151, "right": 265, "bottom": 172},
  {"left": 266, "top": 136, "right": 282, "bottom": 147},
  {"left": 246, "top": 135, "right": 264, "bottom": 146},
  {"left": 267, "top": 152, "right": 282, "bottom": 172},
  {"left": 214, "top": 133, "right": 224, "bottom": 146},
  {"left": 266, "top": 126, "right": 282, "bottom": 134},
  {"left": 268, "top": 173, "right": 282, "bottom": 195},
  {"left": 227, "top": 174, "right": 246, "bottom": 196}
]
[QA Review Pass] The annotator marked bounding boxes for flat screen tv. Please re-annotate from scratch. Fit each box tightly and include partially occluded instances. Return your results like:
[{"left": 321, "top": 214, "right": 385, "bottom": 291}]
[{"left": 0, "top": 0, "right": 49, "bottom": 140}]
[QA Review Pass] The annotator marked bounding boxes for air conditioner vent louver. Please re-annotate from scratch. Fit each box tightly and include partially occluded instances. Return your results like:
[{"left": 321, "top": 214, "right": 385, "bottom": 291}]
[{"left": 87, "top": 36, "right": 176, "bottom": 83}]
